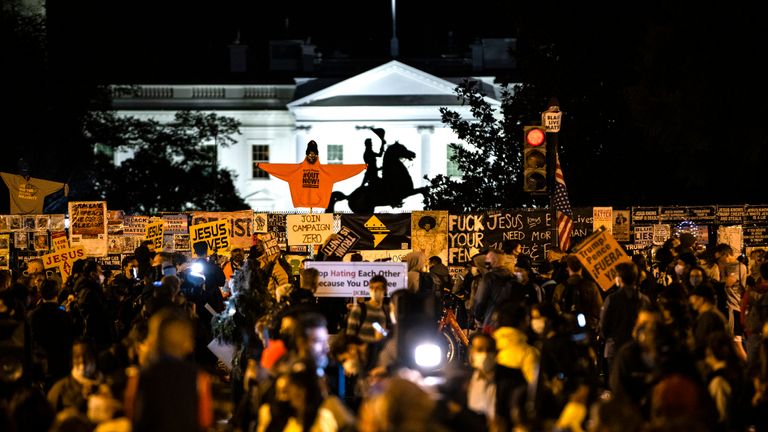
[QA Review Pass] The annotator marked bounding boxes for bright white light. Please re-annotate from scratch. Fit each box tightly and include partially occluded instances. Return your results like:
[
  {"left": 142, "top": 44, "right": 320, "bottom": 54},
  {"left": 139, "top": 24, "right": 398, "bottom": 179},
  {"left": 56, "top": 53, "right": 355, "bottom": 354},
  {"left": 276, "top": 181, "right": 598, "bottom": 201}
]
[
  {"left": 414, "top": 343, "right": 441, "bottom": 368},
  {"left": 191, "top": 262, "right": 204, "bottom": 276},
  {"left": 577, "top": 313, "right": 586, "bottom": 328}
]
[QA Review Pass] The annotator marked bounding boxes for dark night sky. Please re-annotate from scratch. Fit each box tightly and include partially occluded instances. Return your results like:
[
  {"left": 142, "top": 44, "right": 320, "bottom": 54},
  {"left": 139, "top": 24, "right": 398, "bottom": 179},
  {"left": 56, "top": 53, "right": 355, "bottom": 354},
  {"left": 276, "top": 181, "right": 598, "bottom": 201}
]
[{"left": 6, "top": 1, "right": 768, "bottom": 207}]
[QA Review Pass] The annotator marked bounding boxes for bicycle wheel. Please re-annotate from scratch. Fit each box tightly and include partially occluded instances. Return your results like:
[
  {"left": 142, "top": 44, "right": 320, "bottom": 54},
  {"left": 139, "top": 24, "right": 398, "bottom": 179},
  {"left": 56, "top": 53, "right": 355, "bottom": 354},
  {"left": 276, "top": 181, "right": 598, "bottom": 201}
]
[{"left": 441, "top": 328, "right": 458, "bottom": 364}]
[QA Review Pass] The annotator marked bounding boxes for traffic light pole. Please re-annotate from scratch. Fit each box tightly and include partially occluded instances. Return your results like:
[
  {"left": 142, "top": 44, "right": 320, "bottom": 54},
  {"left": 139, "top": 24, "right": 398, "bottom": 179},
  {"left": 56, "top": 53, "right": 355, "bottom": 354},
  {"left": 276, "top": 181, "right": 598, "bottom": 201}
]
[{"left": 543, "top": 97, "right": 561, "bottom": 210}]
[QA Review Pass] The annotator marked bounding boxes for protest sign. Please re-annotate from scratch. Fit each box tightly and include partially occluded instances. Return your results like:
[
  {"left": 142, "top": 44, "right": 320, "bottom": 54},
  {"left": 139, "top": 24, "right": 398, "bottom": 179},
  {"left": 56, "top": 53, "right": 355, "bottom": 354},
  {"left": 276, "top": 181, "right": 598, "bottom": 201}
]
[
  {"left": 306, "top": 261, "right": 407, "bottom": 297},
  {"left": 573, "top": 228, "right": 631, "bottom": 291},
  {"left": 68, "top": 201, "right": 107, "bottom": 257},
  {"left": 189, "top": 219, "right": 230, "bottom": 254},
  {"left": 42, "top": 246, "right": 87, "bottom": 283},
  {"left": 286, "top": 213, "right": 334, "bottom": 245},
  {"left": 320, "top": 226, "right": 360, "bottom": 260},
  {"left": 145, "top": 221, "right": 164, "bottom": 251}
]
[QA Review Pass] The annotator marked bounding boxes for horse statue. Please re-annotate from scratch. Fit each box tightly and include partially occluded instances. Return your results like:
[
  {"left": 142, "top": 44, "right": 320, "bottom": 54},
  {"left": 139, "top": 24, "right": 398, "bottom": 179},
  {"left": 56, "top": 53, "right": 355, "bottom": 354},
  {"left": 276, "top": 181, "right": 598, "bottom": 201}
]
[{"left": 326, "top": 141, "right": 429, "bottom": 213}]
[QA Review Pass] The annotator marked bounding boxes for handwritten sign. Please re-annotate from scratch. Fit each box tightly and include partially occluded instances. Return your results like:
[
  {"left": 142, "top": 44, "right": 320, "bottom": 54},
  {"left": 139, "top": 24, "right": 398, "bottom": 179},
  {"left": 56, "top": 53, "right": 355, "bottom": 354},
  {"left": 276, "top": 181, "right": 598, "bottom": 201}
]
[
  {"left": 448, "top": 213, "right": 485, "bottom": 265},
  {"left": 286, "top": 213, "right": 334, "bottom": 246},
  {"left": 306, "top": 261, "right": 408, "bottom": 297},
  {"left": 573, "top": 229, "right": 631, "bottom": 291},
  {"left": 145, "top": 221, "right": 164, "bottom": 250},
  {"left": 717, "top": 225, "right": 743, "bottom": 255},
  {"left": 42, "top": 246, "right": 86, "bottom": 283},
  {"left": 653, "top": 224, "right": 671, "bottom": 246},
  {"left": 189, "top": 220, "right": 230, "bottom": 255},
  {"left": 68, "top": 201, "right": 107, "bottom": 257},
  {"left": 484, "top": 209, "right": 555, "bottom": 264},
  {"left": 256, "top": 233, "right": 281, "bottom": 257},
  {"left": 69, "top": 201, "right": 107, "bottom": 236}
]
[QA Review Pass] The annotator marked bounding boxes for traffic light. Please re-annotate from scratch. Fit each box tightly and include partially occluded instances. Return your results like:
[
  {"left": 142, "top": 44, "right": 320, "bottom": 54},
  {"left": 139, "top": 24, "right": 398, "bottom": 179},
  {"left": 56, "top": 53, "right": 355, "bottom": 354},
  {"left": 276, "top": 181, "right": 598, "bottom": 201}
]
[{"left": 523, "top": 126, "right": 547, "bottom": 192}]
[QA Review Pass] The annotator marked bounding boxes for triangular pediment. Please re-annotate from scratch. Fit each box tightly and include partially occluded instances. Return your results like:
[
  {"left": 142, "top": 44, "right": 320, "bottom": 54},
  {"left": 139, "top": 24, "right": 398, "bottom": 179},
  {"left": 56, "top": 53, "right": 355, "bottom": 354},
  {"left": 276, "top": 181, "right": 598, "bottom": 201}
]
[{"left": 288, "top": 60, "right": 499, "bottom": 108}]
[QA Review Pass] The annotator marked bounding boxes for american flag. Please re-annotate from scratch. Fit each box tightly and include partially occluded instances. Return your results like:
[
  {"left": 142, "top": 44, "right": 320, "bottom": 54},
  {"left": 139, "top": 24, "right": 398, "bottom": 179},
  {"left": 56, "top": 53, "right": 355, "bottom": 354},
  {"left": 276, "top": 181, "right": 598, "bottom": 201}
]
[{"left": 553, "top": 146, "right": 573, "bottom": 251}]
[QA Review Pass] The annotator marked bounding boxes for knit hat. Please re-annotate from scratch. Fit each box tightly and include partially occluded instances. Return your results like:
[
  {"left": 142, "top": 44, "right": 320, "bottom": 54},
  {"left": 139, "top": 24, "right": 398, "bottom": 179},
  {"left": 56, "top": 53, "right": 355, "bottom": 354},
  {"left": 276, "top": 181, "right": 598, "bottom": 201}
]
[{"left": 305, "top": 140, "right": 318, "bottom": 155}]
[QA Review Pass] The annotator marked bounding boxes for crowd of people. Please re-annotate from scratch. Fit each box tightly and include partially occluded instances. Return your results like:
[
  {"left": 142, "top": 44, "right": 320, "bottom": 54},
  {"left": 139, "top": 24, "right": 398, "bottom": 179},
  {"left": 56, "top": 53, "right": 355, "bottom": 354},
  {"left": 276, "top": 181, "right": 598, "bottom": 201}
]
[{"left": 1, "top": 233, "right": 768, "bottom": 432}]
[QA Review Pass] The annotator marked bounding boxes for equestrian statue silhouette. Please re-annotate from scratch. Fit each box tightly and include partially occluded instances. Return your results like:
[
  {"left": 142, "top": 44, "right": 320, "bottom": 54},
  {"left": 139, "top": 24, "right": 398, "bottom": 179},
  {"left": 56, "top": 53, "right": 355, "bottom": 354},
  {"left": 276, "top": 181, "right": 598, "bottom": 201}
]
[{"left": 326, "top": 128, "right": 429, "bottom": 213}]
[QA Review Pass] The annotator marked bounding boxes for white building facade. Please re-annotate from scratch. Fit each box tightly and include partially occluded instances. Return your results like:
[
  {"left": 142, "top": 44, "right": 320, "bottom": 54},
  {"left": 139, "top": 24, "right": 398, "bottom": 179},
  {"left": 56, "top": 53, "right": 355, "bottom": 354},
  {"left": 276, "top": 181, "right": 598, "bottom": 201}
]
[{"left": 112, "top": 61, "right": 502, "bottom": 212}]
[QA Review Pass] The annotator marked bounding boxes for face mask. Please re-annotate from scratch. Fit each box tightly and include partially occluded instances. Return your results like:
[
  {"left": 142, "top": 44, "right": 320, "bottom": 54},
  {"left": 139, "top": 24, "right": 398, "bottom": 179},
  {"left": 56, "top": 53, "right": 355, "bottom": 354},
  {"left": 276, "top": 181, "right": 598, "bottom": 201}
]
[
  {"left": 514, "top": 272, "right": 524, "bottom": 283},
  {"left": 531, "top": 317, "right": 546, "bottom": 335},
  {"left": 689, "top": 276, "right": 703, "bottom": 287},
  {"left": 470, "top": 352, "right": 488, "bottom": 370},
  {"left": 674, "top": 264, "right": 685, "bottom": 276}
]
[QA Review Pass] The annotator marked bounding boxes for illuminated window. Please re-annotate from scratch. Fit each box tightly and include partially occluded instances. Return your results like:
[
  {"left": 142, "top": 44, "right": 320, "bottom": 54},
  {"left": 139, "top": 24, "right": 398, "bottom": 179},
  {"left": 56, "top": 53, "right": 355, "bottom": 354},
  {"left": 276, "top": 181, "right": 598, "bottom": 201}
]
[
  {"left": 327, "top": 144, "right": 343, "bottom": 164},
  {"left": 252, "top": 144, "right": 270, "bottom": 178}
]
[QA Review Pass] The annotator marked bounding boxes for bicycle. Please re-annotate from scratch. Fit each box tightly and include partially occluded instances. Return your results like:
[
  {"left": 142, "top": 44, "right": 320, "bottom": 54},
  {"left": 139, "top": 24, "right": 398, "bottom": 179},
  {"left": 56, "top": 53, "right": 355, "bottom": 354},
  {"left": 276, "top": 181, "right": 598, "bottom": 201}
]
[{"left": 437, "top": 290, "right": 470, "bottom": 364}]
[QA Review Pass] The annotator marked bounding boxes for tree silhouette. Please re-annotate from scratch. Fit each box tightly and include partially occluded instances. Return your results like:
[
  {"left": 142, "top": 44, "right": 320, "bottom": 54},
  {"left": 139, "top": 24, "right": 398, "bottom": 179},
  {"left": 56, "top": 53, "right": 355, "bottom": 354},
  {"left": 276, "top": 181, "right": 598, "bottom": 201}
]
[
  {"left": 423, "top": 80, "right": 551, "bottom": 212},
  {"left": 73, "top": 109, "right": 249, "bottom": 213}
]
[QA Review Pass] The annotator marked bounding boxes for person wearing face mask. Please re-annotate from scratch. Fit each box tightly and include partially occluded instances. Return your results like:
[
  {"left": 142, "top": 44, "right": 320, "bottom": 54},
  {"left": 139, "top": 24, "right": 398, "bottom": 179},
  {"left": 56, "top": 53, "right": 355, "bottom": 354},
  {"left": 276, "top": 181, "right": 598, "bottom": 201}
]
[
  {"left": 345, "top": 275, "right": 390, "bottom": 344},
  {"left": 466, "top": 333, "right": 497, "bottom": 423}
]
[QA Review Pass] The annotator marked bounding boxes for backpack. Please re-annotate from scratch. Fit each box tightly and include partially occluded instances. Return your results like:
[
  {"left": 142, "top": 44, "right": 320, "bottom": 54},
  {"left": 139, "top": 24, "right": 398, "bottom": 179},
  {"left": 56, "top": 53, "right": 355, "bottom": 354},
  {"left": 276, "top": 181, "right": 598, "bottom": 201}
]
[
  {"left": 355, "top": 301, "right": 391, "bottom": 336},
  {"left": 559, "top": 280, "right": 583, "bottom": 314}
]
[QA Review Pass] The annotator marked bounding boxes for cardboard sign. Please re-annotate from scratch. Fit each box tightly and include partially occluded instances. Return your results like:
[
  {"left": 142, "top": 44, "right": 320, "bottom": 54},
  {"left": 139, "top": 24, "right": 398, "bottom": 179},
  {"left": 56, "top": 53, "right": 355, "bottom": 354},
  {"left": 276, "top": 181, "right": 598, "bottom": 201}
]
[
  {"left": 68, "top": 201, "right": 108, "bottom": 257},
  {"left": 320, "top": 225, "right": 360, "bottom": 260},
  {"left": 42, "top": 246, "right": 87, "bottom": 283},
  {"left": 145, "top": 221, "right": 164, "bottom": 251},
  {"left": 189, "top": 220, "right": 230, "bottom": 255},
  {"left": 286, "top": 213, "right": 334, "bottom": 246},
  {"left": 573, "top": 229, "right": 631, "bottom": 291},
  {"left": 305, "top": 261, "right": 408, "bottom": 297}
]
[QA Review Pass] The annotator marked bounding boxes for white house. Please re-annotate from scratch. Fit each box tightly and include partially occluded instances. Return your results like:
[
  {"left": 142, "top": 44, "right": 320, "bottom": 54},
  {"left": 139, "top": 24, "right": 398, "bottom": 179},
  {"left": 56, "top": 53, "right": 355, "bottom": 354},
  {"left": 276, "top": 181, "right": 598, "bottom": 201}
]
[{"left": 111, "top": 60, "right": 502, "bottom": 212}]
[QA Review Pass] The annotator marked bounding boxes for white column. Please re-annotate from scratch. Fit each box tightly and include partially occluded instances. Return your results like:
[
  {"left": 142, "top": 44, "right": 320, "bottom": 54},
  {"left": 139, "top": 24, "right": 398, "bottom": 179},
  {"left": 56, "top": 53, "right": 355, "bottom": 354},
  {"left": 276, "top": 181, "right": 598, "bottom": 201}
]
[
  {"left": 295, "top": 125, "right": 311, "bottom": 162},
  {"left": 418, "top": 126, "right": 434, "bottom": 183}
]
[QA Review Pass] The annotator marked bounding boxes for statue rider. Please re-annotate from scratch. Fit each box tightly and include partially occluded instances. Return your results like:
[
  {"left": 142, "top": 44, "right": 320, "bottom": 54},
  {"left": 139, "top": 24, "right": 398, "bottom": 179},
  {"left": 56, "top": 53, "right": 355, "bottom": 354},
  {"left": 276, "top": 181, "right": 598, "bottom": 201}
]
[{"left": 361, "top": 128, "right": 386, "bottom": 187}]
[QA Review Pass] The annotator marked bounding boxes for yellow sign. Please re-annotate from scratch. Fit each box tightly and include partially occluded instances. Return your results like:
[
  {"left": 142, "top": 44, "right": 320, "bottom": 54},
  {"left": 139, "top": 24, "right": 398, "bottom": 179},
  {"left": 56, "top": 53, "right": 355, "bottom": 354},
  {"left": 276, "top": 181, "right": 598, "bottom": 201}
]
[
  {"left": 573, "top": 229, "right": 630, "bottom": 291},
  {"left": 189, "top": 219, "right": 230, "bottom": 255},
  {"left": 365, "top": 215, "right": 390, "bottom": 248},
  {"left": 145, "top": 221, "right": 164, "bottom": 251},
  {"left": 42, "top": 246, "right": 87, "bottom": 283}
]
